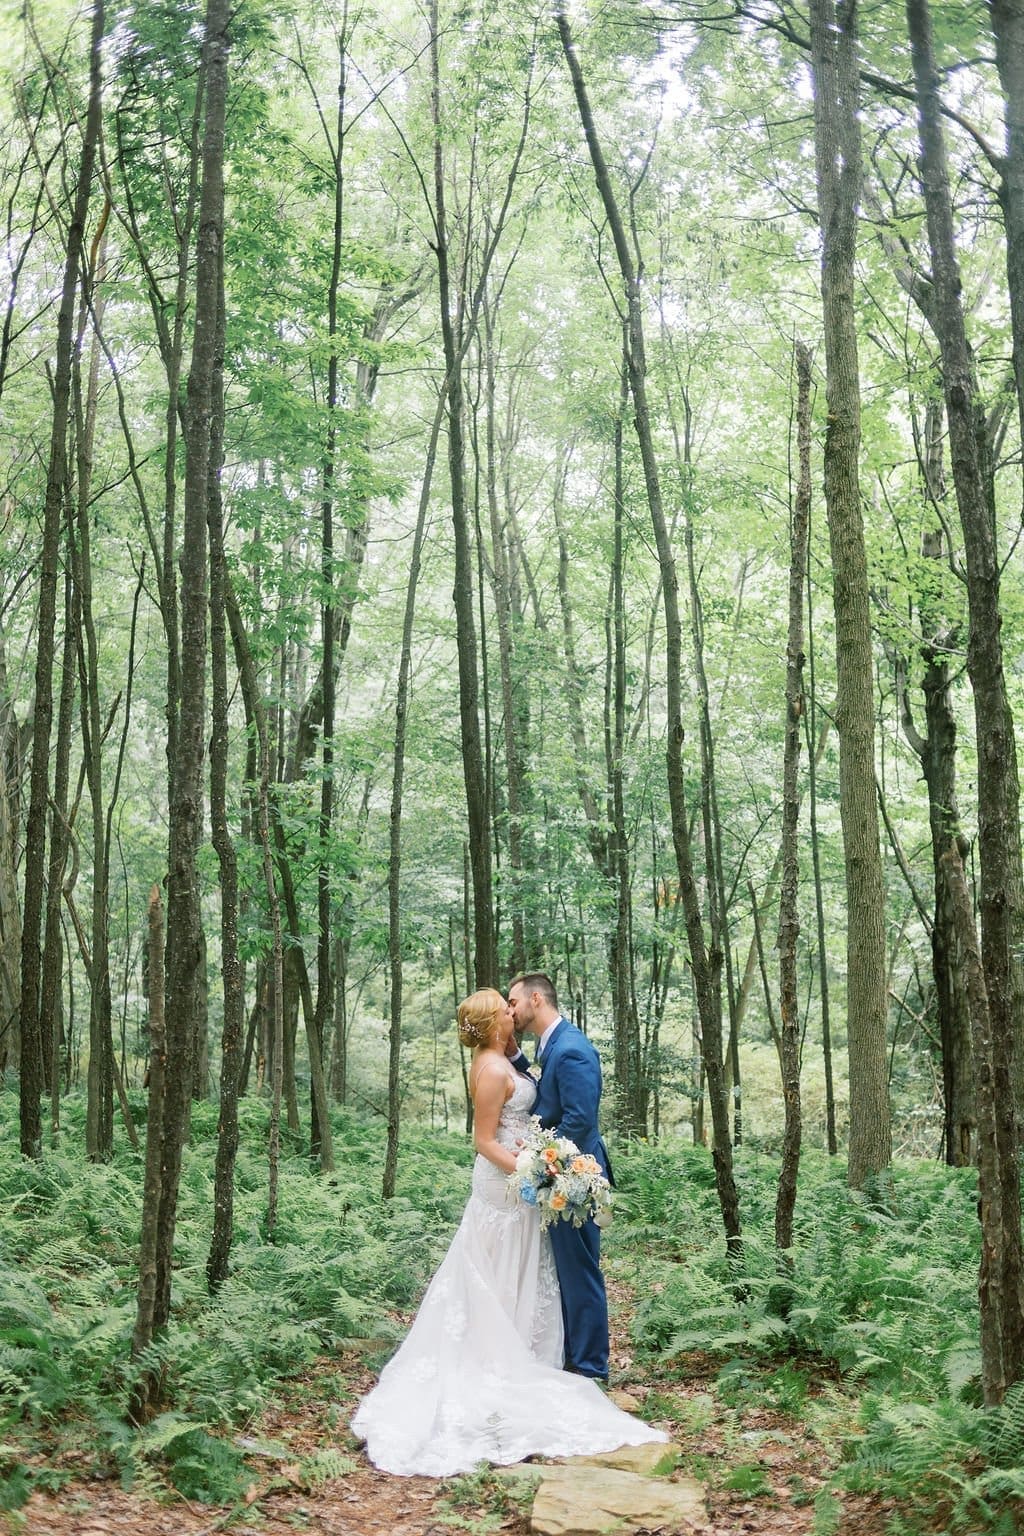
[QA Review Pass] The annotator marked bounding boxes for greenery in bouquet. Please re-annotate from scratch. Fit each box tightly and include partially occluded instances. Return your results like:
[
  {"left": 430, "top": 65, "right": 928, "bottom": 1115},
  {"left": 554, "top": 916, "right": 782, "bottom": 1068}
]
[{"left": 507, "top": 1117, "right": 613, "bottom": 1229}]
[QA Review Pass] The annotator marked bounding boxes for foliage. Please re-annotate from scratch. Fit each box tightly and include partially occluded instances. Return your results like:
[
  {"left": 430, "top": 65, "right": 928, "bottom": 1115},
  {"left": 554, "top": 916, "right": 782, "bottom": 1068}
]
[
  {"left": 436, "top": 1465, "right": 539, "bottom": 1534},
  {"left": 614, "top": 1140, "right": 1021, "bottom": 1532},
  {"left": 0, "top": 1091, "right": 1016, "bottom": 1529},
  {"left": 0, "top": 1090, "right": 464, "bottom": 1502}
]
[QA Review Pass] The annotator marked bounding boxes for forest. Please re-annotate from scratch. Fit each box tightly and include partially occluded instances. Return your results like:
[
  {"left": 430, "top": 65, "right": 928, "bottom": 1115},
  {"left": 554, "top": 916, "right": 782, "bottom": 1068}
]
[{"left": 1, "top": 0, "right": 1023, "bottom": 1530}]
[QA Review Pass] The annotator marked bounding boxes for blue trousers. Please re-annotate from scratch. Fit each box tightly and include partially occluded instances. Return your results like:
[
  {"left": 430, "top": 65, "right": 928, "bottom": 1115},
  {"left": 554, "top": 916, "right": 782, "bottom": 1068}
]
[{"left": 548, "top": 1216, "right": 609, "bottom": 1379}]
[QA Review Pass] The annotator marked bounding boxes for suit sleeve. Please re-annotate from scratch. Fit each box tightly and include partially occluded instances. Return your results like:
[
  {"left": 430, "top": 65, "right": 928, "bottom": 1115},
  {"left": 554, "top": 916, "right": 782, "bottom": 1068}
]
[
  {"left": 509, "top": 1047, "right": 532, "bottom": 1077},
  {"left": 553, "top": 1041, "right": 600, "bottom": 1146}
]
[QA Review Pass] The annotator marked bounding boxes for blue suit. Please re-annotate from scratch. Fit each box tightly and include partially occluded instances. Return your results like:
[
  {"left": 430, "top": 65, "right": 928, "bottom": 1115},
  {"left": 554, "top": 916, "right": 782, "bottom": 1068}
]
[{"left": 513, "top": 1019, "right": 610, "bottom": 1380}]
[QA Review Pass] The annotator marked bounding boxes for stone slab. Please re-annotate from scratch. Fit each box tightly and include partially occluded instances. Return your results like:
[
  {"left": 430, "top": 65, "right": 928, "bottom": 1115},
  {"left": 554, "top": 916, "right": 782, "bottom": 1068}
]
[
  {"left": 527, "top": 1462, "right": 705, "bottom": 1536},
  {"left": 556, "top": 1439, "right": 681, "bottom": 1476}
]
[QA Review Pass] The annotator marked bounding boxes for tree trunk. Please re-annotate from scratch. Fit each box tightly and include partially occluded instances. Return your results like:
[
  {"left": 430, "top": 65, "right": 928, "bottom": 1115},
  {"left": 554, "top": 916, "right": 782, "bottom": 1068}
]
[
  {"left": 222, "top": 576, "right": 286, "bottom": 1236},
  {"left": 803, "top": 544, "right": 838, "bottom": 1154},
  {"left": 41, "top": 567, "right": 76, "bottom": 1139},
  {"left": 429, "top": 3, "right": 496, "bottom": 988},
  {"left": 775, "top": 341, "right": 812, "bottom": 1252},
  {"left": 944, "top": 846, "right": 1024, "bottom": 1404},
  {"left": 482, "top": 300, "right": 528, "bottom": 977},
  {"left": 607, "top": 357, "right": 644, "bottom": 1135},
  {"left": 206, "top": 260, "right": 244, "bottom": 1292},
  {"left": 19, "top": 0, "right": 105, "bottom": 1161},
  {"left": 895, "top": 396, "right": 974, "bottom": 1165},
  {"left": 72, "top": 227, "right": 115, "bottom": 1162},
  {"left": 0, "top": 656, "right": 21, "bottom": 1077},
  {"left": 907, "top": 0, "right": 1024, "bottom": 1402},
  {"left": 129, "top": 883, "right": 165, "bottom": 1421},
  {"left": 384, "top": 393, "right": 445, "bottom": 1200},
  {"left": 556, "top": 2, "right": 741, "bottom": 1252},
  {"left": 130, "top": 0, "right": 229, "bottom": 1420},
  {"left": 330, "top": 932, "right": 348, "bottom": 1104},
  {"left": 808, "top": 0, "right": 891, "bottom": 1187},
  {"left": 989, "top": 1, "right": 1024, "bottom": 469}
]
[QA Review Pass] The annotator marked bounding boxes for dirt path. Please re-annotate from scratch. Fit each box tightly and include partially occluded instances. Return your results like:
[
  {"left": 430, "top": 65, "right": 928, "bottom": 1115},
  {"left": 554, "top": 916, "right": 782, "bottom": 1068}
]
[{"left": 17, "top": 1282, "right": 882, "bottom": 1536}]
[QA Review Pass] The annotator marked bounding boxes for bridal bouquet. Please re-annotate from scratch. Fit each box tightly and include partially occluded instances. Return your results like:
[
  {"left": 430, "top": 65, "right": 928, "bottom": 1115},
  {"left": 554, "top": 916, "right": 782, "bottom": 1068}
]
[{"left": 508, "top": 1117, "right": 613, "bottom": 1230}]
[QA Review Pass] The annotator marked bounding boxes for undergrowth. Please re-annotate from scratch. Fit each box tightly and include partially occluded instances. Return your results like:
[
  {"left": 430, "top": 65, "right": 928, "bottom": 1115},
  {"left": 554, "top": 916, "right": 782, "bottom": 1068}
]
[
  {"left": 0, "top": 1090, "right": 469, "bottom": 1512},
  {"left": 0, "top": 1090, "right": 1016, "bottom": 1534},
  {"left": 616, "top": 1139, "right": 1018, "bottom": 1533}
]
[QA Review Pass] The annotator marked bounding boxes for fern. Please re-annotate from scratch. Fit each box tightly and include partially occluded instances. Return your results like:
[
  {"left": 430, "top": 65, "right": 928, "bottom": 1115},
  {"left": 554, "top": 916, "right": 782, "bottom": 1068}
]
[{"left": 297, "top": 1448, "right": 357, "bottom": 1488}]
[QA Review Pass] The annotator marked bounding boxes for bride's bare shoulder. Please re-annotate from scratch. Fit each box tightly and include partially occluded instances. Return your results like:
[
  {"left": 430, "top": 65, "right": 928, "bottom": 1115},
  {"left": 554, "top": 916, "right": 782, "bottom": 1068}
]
[{"left": 470, "top": 1050, "right": 516, "bottom": 1098}]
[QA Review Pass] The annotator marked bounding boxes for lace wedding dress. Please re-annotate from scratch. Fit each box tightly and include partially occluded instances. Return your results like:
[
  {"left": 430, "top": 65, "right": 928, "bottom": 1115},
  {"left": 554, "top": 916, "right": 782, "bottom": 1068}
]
[{"left": 351, "top": 1073, "right": 667, "bottom": 1476}]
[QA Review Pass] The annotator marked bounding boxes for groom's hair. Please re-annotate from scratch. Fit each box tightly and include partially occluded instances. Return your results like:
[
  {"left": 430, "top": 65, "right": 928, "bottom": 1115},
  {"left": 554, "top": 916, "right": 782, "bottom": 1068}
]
[{"left": 510, "top": 971, "right": 558, "bottom": 1009}]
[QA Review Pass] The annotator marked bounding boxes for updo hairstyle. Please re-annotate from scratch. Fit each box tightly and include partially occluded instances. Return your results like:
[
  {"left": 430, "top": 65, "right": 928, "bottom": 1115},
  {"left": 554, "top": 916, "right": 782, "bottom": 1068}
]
[{"left": 457, "top": 987, "right": 506, "bottom": 1050}]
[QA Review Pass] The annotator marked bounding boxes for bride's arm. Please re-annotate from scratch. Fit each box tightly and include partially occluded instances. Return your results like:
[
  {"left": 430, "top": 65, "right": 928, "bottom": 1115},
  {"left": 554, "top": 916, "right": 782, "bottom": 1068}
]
[{"left": 472, "top": 1061, "right": 518, "bottom": 1173}]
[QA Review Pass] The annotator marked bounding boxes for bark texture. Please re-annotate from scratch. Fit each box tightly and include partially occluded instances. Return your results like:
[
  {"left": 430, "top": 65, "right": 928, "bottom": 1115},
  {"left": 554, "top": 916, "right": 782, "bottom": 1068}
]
[
  {"left": 776, "top": 341, "right": 812, "bottom": 1252},
  {"left": 808, "top": 0, "right": 891, "bottom": 1186},
  {"left": 19, "top": 0, "right": 105, "bottom": 1159},
  {"left": 907, "top": 0, "right": 1024, "bottom": 1403}
]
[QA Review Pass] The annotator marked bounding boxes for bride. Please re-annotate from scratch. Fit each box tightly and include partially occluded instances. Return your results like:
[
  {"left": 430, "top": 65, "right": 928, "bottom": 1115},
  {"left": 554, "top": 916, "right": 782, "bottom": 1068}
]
[{"left": 351, "top": 987, "right": 667, "bottom": 1476}]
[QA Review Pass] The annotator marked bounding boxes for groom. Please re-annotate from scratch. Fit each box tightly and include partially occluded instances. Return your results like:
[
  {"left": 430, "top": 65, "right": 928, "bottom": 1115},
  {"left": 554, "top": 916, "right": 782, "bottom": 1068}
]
[{"left": 506, "top": 972, "right": 611, "bottom": 1384}]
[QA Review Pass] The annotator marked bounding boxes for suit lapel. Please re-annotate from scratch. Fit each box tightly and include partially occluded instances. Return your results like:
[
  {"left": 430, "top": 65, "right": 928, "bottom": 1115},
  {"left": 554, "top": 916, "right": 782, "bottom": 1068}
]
[{"left": 540, "top": 1018, "right": 568, "bottom": 1065}]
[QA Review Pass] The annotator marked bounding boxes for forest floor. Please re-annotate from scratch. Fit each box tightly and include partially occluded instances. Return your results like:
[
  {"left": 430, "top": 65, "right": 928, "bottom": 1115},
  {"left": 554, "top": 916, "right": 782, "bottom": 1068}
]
[{"left": 17, "top": 1272, "right": 890, "bottom": 1536}]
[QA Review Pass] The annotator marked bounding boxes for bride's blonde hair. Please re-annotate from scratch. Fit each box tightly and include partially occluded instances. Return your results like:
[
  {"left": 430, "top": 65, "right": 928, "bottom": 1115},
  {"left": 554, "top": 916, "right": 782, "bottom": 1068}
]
[{"left": 457, "top": 988, "right": 506, "bottom": 1049}]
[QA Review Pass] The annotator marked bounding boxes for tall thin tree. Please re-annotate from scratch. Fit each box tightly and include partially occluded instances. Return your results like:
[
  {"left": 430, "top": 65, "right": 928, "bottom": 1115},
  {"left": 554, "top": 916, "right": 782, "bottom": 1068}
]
[
  {"left": 555, "top": 2, "right": 741, "bottom": 1251},
  {"left": 808, "top": 0, "right": 891, "bottom": 1187},
  {"left": 131, "top": 0, "right": 229, "bottom": 1418},
  {"left": 18, "top": 0, "right": 105, "bottom": 1160},
  {"left": 906, "top": 0, "right": 1024, "bottom": 1404}
]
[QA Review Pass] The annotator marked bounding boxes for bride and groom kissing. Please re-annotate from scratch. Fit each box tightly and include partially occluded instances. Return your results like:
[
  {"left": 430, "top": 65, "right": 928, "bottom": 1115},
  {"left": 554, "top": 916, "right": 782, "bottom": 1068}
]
[{"left": 352, "top": 972, "right": 665, "bottom": 1477}]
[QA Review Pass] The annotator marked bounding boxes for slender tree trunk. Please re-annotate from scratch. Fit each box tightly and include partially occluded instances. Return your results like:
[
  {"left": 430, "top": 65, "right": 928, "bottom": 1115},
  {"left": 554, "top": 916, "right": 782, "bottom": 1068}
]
[
  {"left": 808, "top": 0, "right": 890, "bottom": 1187},
  {"left": 895, "top": 396, "right": 973, "bottom": 1165},
  {"left": 429, "top": 5, "right": 496, "bottom": 988},
  {"left": 384, "top": 394, "right": 445, "bottom": 1199},
  {"left": 989, "top": 2, "right": 1024, "bottom": 466},
  {"left": 0, "top": 657, "right": 22, "bottom": 1076},
  {"left": 307, "top": 7, "right": 354, "bottom": 1163},
  {"left": 556, "top": 2, "right": 740, "bottom": 1251},
  {"left": 482, "top": 301, "right": 527, "bottom": 976},
  {"left": 221, "top": 577, "right": 286, "bottom": 1234},
  {"left": 42, "top": 567, "right": 76, "bottom": 1141},
  {"left": 553, "top": 457, "right": 608, "bottom": 873},
  {"left": 944, "top": 845, "right": 1022, "bottom": 1402},
  {"left": 72, "top": 226, "right": 115, "bottom": 1162},
  {"left": 330, "top": 933, "right": 349, "bottom": 1104},
  {"left": 804, "top": 540, "right": 837, "bottom": 1154},
  {"left": 607, "top": 358, "right": 643, "bottom": 1135},
  {"left": 272, "top": 826, "right": 333, "bottom": 1167},
  {"left": 19, "top": 0, "right": 105, "bottom": 1161},
  {"left": 129, "top": 884, "right": 165, "bottom": 1422},
  {"left": 775, "top": 342, "right": 812, "bottom": 1252},
  {"left": 130, "top": 0, "right": 228, "bottom": 1419},
  {"left": 907, "top": 0, "right": 1024, "bottom": 1402},
  {"left": 281, "top": 953, "right": 301, "bottom": 1134},
  {"left": 206, "top": 260, "right": 244, "bottom": 1292},
  {"left": 676, "top": 408, "right": 740, "bottom": 1147}
]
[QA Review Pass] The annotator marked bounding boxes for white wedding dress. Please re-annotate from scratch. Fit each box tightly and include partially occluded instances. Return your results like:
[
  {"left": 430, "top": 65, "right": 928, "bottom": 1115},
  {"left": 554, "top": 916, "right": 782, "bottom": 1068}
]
[{"left": 351, "top": 1073, "right": 668, "bottom": 1476}]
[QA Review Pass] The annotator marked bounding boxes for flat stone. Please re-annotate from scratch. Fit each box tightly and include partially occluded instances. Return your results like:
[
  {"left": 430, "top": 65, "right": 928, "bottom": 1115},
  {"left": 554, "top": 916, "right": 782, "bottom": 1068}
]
[
  {"left": 558, "top": 1439, "right": 681, "bottom": 1476},
  {"left": 527, "top": 1462, "right": 705, "bottom": 1536}
]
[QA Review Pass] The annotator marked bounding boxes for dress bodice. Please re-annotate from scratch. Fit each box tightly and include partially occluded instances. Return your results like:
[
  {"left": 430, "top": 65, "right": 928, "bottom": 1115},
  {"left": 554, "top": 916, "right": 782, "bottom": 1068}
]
[{"left": 495, "top": 1072, "right": 537, "bottom": 1152}]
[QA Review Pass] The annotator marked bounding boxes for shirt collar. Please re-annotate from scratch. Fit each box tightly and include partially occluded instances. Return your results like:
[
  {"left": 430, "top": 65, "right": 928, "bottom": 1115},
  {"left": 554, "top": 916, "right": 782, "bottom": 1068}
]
[{"left": 537, "top": 1019, "right": 560, "bottom": 1057}]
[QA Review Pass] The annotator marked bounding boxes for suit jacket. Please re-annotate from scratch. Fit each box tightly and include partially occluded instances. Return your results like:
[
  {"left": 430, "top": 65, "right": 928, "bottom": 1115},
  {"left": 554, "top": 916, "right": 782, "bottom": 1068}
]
[{"left": 517, "top": 1018, "right": 613, "bottom": 1183}]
